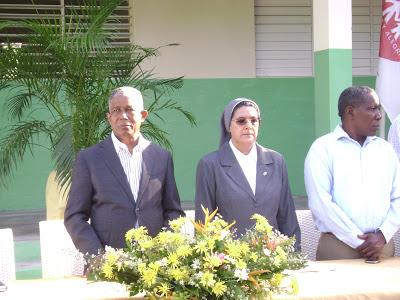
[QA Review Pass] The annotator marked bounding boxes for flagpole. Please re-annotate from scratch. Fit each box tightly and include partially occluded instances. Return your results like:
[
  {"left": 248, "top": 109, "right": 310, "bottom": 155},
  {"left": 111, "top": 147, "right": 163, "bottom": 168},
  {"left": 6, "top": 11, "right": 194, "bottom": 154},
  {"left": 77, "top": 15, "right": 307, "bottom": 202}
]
[{"left": 379, "top": 111, "right": 386, "bottom": 138}]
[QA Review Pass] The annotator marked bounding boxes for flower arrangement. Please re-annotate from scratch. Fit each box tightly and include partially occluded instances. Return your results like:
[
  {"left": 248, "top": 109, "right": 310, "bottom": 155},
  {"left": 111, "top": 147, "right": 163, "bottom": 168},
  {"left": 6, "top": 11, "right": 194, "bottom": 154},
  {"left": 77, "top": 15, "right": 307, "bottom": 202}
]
[{"left": 89, "top": 207, "right": 307, "bottom": 299}]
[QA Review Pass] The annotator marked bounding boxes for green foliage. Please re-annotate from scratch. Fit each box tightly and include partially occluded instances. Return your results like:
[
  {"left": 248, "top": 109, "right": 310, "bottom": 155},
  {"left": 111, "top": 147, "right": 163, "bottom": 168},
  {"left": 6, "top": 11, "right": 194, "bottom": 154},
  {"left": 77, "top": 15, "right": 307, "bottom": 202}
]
[{"left": 0, "top": 0, "right": 196, "bottom": 189}]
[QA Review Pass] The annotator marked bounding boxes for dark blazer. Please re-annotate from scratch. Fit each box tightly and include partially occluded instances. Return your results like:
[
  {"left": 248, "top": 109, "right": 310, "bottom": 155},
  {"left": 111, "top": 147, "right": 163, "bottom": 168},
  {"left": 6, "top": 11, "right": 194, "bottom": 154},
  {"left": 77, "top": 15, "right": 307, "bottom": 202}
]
[
  {"left": 64, "top": 136, "right": 184, "bottom": 255},
  {"left": 195, "top": 142, "right": 300, "bottom": 249}
]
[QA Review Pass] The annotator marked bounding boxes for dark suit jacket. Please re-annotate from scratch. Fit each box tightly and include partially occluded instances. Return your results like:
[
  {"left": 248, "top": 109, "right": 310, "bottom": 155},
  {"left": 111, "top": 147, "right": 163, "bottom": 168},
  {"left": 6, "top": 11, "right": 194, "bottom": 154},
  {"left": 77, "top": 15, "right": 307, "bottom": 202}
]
[
  {"left": 195, "top": 142, "right": 300, "bottom": 250},
  {"left": 64, "top": 136, "right": 184, "bottom": 255}
]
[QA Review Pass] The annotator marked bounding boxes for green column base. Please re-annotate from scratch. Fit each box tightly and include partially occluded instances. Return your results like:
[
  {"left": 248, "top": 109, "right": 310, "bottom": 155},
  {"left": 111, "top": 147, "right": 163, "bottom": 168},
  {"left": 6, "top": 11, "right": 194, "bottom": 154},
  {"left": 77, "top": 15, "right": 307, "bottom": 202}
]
[{"left": 314, "top": 49, "right": 352, "bottom": 137}]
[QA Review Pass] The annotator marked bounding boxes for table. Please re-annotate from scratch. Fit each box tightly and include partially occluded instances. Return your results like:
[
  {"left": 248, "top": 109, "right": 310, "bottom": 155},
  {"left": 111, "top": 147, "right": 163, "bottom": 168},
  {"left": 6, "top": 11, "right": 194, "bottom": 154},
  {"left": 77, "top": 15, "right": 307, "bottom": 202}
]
[
  {"left": 278, "top": 257, "right": 400, "bottom": 300},
  {"left": 1, "top": 277, "right": 129, "bottom": 300},
  {"left": 2, "top": 257, "right": 400, "bottom": 300}
]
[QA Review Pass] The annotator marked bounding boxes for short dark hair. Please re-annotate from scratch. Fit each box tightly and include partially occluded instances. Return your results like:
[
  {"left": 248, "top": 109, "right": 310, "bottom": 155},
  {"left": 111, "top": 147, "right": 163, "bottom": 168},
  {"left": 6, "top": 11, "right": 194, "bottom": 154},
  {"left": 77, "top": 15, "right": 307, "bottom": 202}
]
[
  {"left": 338, "top": 86, "right": 375, "bottom": 118},
  {"left": 231, "top": 101, "right": 260, "bottom": 119}
]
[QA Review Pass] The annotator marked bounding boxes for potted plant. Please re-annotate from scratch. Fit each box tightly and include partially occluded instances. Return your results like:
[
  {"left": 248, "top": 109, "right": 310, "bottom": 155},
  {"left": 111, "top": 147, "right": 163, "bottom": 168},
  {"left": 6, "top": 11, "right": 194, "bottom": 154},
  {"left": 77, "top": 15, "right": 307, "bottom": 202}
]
[{"left": 0, "top": 0, "right": 195, "bottom": 207}]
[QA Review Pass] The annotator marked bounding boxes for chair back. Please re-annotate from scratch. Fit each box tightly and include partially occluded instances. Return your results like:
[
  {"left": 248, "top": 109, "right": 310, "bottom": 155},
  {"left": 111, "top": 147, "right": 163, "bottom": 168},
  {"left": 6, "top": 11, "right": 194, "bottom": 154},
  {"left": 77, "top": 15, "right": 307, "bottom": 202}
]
[
  {"left": 39, "top": 220, "right": 85, "bottom": 278},
  {"left": 296, "top": 210, "right": 320, "bottom": 261},
  {"left": 182, "top": 210, "right": 195, "bottom": 237},
  {"left": 0, "top": 228, "right": 16, "bottom": 283},
  {"left": 394, "top": 229, "right": 400, "bottom": 257}
]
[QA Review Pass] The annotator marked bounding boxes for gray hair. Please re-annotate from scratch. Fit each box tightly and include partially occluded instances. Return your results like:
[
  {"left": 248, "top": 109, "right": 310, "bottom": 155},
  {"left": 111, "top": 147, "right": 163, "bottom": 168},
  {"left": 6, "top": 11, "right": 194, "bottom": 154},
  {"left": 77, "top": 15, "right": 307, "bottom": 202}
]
[
  {"left": 219, "top": 98, "right": 260, "bottom": 147},
  {"left": 108, "top": 86, "right": 144, "bottom": 111}
]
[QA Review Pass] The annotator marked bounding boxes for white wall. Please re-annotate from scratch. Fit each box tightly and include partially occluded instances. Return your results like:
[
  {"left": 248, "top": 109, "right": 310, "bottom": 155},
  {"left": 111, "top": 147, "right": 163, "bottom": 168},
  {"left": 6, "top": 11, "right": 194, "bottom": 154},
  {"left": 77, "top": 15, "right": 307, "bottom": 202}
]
[{"left": 133, "top": 0, "right": 256, "bottom": 78}]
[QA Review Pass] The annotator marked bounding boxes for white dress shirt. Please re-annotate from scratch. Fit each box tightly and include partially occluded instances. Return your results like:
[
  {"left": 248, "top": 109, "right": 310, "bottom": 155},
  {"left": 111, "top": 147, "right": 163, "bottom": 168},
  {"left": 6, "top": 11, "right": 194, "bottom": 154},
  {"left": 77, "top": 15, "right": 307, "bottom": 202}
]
[
  {"left": 229, "top": 140, "right": 257, "bottom": 195},
  {"left": 304, "top": 125, "right": 400, "bottom": 248},
  {"left": 388, "top": 114, "right": 400, "bottom": 161},
  {"left": 111, "top": 132, "right": 149, "bottom": 201}
]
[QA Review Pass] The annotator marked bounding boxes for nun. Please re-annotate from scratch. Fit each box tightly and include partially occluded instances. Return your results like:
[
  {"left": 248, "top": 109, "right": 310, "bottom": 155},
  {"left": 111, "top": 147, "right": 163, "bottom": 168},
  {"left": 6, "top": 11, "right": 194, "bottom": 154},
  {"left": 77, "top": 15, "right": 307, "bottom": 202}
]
[{"left": 194, "top": 98, "right": 300, "bottom": 250}]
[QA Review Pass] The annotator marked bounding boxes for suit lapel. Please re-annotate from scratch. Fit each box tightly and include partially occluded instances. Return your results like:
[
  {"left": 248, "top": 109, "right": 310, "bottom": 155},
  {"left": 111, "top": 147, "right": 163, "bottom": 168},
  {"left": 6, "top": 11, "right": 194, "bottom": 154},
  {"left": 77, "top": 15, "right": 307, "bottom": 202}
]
[
  {"left": 255, "top": 144, "right": 273, "bottom": 200},
  {"left": 219, "top": 143, "right": 256, "bottom": 201},
  {"left": 137, "top": 148, "right": 154, "bottom": 202},
  {"left": 99, "top": 136, "right": 135, "bottom": 203}
]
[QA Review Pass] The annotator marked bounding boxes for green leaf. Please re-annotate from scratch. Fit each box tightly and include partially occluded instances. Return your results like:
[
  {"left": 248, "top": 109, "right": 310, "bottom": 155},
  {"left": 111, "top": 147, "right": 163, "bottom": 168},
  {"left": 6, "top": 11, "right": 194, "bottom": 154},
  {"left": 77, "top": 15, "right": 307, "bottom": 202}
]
[{"left": 0, "top": 121, "right": 49, "bottom": 188}]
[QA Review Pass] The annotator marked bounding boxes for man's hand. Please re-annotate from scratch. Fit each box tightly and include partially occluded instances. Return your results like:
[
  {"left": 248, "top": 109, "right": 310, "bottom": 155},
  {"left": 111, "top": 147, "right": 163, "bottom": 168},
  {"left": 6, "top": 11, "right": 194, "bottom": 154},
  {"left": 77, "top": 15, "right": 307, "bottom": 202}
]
[{"left": 356, "top": 231, "right": 386, "bottom": 260}]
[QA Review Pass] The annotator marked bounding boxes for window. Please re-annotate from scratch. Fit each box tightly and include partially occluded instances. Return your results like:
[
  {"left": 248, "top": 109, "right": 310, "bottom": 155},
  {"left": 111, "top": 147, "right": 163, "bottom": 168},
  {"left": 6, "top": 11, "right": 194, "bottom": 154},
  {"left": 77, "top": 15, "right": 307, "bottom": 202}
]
[
  {"left": 255, "top": 0, "right": 313, "bottom": 77},
  {"left": 352, "top": 0, "right": 381, "bottom": 76},
  {"left": 0, "top": 0, "right": 131, "bottom": 45},
  {"left": 255, "top": 0, "right": 381, "bottom": 77}
]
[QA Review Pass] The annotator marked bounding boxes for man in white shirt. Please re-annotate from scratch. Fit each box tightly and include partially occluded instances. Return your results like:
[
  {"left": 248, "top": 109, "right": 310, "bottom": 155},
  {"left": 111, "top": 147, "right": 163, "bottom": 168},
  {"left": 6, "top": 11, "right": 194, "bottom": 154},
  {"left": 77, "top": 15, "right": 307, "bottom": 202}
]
[
  {"left": 388, "top": 114, "right": 400, "bottom": 161},
  {"left": 64, "top": 87, "right": 184, "bottom": 255},
  {"left": 304, "top": 86, "right": 400, "bottom": 261}
]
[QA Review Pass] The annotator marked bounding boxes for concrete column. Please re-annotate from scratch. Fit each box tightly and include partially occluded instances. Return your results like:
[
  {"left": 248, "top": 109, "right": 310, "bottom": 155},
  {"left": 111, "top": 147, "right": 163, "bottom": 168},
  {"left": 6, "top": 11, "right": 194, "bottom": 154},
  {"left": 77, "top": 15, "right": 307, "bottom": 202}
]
[{"left": 313, "top": 0, "right": 353, "bottom": 137}]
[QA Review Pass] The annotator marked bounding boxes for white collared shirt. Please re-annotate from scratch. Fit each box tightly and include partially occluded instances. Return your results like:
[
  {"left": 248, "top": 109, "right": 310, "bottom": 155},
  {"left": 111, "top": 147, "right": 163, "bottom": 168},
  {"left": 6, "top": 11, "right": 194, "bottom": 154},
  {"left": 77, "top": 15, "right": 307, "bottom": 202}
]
[
  {"left": 111, "top": 132, "right": 147, "bottom": 201},
  {"left": 388, "top": 114, "right": 400, "bottom": 161},
  {"left": 304, "top": 125, "right": 400, "bottom": 248},
  {"left": 229, "top": 140, "right": 257, "bottom": 195}
]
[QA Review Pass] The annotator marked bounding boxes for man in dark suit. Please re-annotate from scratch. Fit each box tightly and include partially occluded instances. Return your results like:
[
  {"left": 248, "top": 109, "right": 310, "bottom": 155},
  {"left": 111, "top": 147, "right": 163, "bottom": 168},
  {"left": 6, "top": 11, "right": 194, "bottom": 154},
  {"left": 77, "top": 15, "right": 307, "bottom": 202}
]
[{"left": 64, "top": 86, "right": 184, "bottom": 255}]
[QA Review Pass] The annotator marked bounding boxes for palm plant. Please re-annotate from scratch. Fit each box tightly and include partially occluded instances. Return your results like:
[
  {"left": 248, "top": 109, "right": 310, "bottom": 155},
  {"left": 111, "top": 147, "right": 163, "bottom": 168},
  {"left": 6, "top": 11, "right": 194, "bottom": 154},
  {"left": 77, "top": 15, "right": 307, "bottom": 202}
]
[{"left": 0, "top": 0, "right": 195, "bottom": 189}]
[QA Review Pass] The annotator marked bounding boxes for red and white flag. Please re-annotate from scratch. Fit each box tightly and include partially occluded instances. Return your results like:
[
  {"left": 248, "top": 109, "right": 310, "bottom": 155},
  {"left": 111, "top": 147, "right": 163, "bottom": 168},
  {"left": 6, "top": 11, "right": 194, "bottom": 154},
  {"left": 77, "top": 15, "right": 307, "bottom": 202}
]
[{"left": 376, "top": 0, "right": 400, "bottom": 122}]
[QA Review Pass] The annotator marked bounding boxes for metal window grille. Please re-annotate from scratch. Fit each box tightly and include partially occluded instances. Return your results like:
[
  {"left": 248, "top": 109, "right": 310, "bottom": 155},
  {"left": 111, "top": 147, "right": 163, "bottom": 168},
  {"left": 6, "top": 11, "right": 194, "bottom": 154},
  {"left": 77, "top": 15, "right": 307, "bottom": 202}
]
[{"left": 0, "top": 0, "right": 131, "bottom": 46}]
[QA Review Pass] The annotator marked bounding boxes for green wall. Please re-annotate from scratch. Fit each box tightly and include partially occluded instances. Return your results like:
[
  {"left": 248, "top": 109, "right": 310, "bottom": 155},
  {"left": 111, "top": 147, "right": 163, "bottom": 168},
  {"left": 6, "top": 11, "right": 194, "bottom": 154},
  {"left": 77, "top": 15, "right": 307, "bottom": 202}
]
[
  {"left": 165, "top": 78, "right": 315, "bottom": 202},
  {"left": 0, "top": 148, "right": 52, "bottom": 211},
  {"left": 0, "top": 76, "right": 377, "bottom": 210},
  {"left": 0, "top": 88, "right": 53, "bottom": 211}
]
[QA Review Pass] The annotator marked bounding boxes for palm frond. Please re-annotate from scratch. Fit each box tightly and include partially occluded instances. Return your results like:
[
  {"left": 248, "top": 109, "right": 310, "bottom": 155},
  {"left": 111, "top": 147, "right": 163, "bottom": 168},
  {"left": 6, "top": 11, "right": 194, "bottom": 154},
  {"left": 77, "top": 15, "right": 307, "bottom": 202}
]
[
  {"left": 0, "top": 81, "right": 11, "bottom": 91},
  {"left": 141, "top": 121, "right": 172, "bottom": 151},
  {"left": 0, "top": 121, "right": 49, "bottom": 188},
  {"left": 150, "top": 100, "right": 197, "bottom": 127},
  {"left": 21, "top": 19, "right": 65, "bottom": 61},
  {"left": 6, "top": 93, "right": 33, "bottom": 121},
  {"left": 66, "top": 0, "right": 123, "bottom": 52},
  {"left": 146, "top": 77, "right": 184, "bottom": 95},
  {"left": 99, "top": 126, "right": 112, "bottom": 141},
  {"left": 51, "top": 117, "right": 74, "bottom": 189}
]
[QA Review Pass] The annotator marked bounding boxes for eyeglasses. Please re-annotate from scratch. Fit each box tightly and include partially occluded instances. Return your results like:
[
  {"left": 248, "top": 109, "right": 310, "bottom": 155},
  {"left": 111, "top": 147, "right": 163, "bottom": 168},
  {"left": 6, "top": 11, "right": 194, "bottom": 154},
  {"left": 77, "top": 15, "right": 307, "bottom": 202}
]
[
  {"left": 232, "top": 117, "right": 260, "bottom": 126},
  {"left": 109, "top": 107, "right": 136, "bottom": 116}
]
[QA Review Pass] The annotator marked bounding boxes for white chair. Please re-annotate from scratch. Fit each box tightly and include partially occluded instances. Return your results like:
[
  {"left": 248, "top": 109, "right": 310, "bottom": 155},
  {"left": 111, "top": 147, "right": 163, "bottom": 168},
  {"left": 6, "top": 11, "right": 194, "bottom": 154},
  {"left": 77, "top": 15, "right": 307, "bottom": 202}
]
[
  {"left": 182, "top": 210, "right": 195, "bottom": 237},
  {"left": 393, "top": 229, "right": 400, "bottom": 257},
  {"left": 296, "top": 210, "right": 320, "bottom": 261},
  {"left": 39, "top": 220, "right": 85, "bottom": 278},
  {"left": 0, "top": 228, "right": 16, "bottom": 283}
]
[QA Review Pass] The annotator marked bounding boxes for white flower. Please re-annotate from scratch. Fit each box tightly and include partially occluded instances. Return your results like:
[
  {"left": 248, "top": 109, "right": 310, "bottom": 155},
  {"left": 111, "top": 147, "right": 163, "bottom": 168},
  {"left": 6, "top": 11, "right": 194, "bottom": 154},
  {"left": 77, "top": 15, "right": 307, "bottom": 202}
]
[
  {"left": 234, "top": 269, "right": 248, "bottom": 280},
  {"left": 263, "top": 248, "right": 271, "bottom": 256},
  {"left": 224, "top": 255, "right": 235, "bottom": 264},
  {"left": 194, "top": 271, "right": 203, "bottom": 280},
  {"left": 188, "top": 279, "right": 196, "bottom": 285},
  {"left": 186, "top": 235, "right": 195, "bottom": 243},
  {"left": 104, "top": 245, "right": 116, "bottom": 252},
  {"left": 191, "top": 258, "right": 201, "bottom": 269},
  {"left": 220, "top": 230, "right": 230, "bottom": 240},
  {"left": 123, "top": 260, "right": 136, "bottom": 268},
  {"left": 158, "top": 258, "right": 168, "bottom": 267}
]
